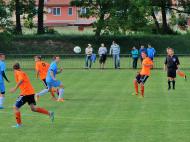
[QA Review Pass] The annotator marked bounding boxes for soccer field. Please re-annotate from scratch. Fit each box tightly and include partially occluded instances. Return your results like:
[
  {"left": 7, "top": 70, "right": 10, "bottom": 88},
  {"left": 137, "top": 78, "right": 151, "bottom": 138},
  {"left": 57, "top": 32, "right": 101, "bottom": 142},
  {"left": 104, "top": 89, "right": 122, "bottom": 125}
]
[{"left": 0, "top": 69, "right": 190, "bottom": 142}]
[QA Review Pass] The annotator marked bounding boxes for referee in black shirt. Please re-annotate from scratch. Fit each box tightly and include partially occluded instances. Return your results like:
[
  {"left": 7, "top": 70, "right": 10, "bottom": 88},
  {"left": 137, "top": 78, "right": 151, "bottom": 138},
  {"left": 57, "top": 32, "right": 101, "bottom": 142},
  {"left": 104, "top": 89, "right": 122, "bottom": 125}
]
[{"left": 164, "top": 48, "right": 180, "bottom": 90}]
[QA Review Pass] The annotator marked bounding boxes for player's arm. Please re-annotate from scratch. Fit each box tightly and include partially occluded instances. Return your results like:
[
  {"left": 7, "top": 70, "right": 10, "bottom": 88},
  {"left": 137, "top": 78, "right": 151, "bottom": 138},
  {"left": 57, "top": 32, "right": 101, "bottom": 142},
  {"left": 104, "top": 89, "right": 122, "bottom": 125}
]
[
  {"left": 50, "top": 70, "right": 56, "bottom": 80},
  {"left": 57, "top": 68, "right": 63, "bottom": 74},
  {"left": 164, "top": 57, "right": 167, "bottom": 71},
  {"left": 10, "top": 80, "right": 23, "bottom": 93},
  {"left": 2, "top": 71, "right": 10, "bottom": 82},
  {"left": 176, "top": 56, "right": 180, "bottom": 70},
  {"left": 36, "top": 70, "right": 40, "bottom": 79}
]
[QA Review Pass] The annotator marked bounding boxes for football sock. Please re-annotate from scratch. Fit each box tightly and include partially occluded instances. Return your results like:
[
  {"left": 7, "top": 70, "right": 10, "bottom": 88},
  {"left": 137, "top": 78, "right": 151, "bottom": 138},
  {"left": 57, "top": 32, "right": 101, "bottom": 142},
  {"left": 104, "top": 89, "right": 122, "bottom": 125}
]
[
  {"left": 58, "top": 88, "right": 64, "bottom": 99},
  {"left": 0, "top": 96, "right": 4, "bottom": 107},
  {"left": 172, "top": 80, "right": 175, "bottom": 89},
  {"left": 50, "top": 89, "right": 55, "bottom": 97},
  {"left": 168, "top": 80, "right": 171, "bottom": 89},
  {"left": 133, "top": 80, "right": 138, "bottom": 95},
  {"left": 140, "top": 85, "right": 144, "bottom": 97},
  {"left": 37, "top": 89, "right": 49, "bottom": 96},
  {"left": 36, "top": 107, "right": 49, "bottom": 115},
  {"left": 15, "top": 111, "right": 22, "bottom": 125},
  {"left": 177, "top": 71, "right": 185, "bottom": 78}
]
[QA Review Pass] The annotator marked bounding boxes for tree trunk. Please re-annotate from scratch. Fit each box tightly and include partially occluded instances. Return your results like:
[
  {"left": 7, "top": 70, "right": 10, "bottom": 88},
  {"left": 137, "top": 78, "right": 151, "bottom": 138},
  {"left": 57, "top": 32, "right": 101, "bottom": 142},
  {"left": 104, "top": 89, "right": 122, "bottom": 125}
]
[
  {"left": 15, "top": 0, "right": 22, "bottom": 34},
  {"left": 161, "top": 0, "right": 170, "bottom": 34},
  {"left": 95, "top": 12, "right": 105, "bottom": 38},
  {"left": 151, "top": 7, "right": 160, "bottom": 33},
  {"left": 37, "top": 0, "right": 45, "bottom": 34}
]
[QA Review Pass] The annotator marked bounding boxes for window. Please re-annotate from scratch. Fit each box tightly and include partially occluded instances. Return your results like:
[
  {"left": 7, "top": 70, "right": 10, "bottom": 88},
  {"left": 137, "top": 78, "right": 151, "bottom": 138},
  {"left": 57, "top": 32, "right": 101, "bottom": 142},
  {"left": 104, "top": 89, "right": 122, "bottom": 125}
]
[
  {"left": 68, "top": 7, "right": 73, "bottom": 16},
  {"left": 80, "top": 7, "right": 87, "bottom": 14},
  {"left": 53, "top": 7, "right": 61, "bottom": 16}
]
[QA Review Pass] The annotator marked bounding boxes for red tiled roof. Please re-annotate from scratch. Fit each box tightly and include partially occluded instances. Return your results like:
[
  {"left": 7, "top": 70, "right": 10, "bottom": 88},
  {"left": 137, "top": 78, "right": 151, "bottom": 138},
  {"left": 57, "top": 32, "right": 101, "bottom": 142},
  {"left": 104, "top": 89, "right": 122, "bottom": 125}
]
[{"left": 44, "top": 0, "right": 72, "bottom": 6}]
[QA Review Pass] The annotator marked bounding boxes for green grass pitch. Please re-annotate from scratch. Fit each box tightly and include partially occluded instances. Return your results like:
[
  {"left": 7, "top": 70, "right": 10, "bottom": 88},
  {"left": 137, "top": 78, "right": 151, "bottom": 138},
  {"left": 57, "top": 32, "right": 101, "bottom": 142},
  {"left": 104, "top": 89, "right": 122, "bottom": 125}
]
[{"left": 0, "top": 68, "right": 190, "bottom": 142}]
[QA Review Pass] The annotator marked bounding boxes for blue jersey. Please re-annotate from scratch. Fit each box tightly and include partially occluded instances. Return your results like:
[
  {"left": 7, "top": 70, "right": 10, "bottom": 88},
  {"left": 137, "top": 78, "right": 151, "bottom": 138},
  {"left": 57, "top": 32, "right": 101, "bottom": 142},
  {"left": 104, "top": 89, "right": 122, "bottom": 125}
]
[
  {"left": 147, "top": 47, "right": 156, "bottom": 59},
  {"left": 46, "top": 61, "right": 57, "bottom": 83},
  {"left": 0, "top": 61, "right": 6, "bottom": 83}
]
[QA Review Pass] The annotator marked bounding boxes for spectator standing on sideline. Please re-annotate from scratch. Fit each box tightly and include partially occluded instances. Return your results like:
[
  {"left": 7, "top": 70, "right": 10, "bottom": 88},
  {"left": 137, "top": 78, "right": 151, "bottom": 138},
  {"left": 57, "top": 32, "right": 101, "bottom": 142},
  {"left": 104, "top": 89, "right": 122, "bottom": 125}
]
[
  {"left": 131, "top": 47, "right": 139, "bottom": 69},
  {"left": 98, "top": 43, "right": 107, "bottom": 69},
  {"left": 147, "top": 44, "right": 156, "bottom": 61},
  {"left": 109, "top": 41, "right": 120, "bottom": 69},
  {"left": 85, "top": 44, "right": 93, "bottom": 69},
  {"left": 139, "top": 45, "right": 147, "bottom": 63}
]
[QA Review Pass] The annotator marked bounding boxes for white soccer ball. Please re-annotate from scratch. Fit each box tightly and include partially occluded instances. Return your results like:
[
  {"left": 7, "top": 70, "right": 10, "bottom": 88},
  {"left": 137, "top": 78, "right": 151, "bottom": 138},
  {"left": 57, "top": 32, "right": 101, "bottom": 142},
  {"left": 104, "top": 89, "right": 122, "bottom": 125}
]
[{"left": 73, "top": 46, "right": 81, "bottom": 54}]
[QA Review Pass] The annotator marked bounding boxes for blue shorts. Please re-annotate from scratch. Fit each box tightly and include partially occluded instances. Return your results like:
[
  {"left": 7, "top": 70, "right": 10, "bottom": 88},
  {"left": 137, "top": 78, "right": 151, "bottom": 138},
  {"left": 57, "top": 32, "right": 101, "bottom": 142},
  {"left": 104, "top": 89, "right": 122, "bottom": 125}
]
[
  {"left": 0, "top": 82, "right": 5, "bottom": 94},
  {"left": 47, "top": 80, "right": 61, "bottom": 89}
]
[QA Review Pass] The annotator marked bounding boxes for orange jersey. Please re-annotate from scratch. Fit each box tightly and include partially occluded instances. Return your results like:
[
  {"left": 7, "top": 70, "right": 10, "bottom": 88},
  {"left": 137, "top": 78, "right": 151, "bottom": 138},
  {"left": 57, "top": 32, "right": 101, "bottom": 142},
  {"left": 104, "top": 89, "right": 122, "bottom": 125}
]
[
  {"left": 140, "top": 57, "right": 153, "bottom": 76},
  {"left": 14, "top": 70, "right": 35, "bottom": 96},
  {"left": 35, "top": 61, "right": 50, "bottom": 80}
]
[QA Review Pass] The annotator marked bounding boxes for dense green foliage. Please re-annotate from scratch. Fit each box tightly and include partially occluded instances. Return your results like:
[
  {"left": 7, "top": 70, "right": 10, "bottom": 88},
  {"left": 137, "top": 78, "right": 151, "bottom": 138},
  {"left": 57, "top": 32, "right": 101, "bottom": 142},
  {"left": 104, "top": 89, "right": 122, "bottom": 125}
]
[{"left": 1, "top": 34, "right": 190, "bottom": 54}]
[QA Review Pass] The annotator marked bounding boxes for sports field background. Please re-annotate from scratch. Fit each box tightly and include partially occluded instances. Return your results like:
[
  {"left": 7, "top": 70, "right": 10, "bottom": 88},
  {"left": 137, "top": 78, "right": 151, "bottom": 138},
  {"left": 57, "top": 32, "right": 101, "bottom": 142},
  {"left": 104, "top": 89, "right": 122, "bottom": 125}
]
[{"left": 0, "top": 58, "right": 190, "bottom": 142}]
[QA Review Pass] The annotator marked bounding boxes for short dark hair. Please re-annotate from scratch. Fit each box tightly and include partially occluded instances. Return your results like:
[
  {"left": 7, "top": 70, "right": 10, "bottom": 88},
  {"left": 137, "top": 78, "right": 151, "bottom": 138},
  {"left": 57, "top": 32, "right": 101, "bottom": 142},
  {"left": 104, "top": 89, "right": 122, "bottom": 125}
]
[
  {"left": 0, "top": 53, "right": 5, "bottom": 56},
  {"left": 141, "top": 51, "right": 147, "bottom": 55},
  {"left": 53, "top": 55, "right": 60, "bottom": 60},
  {"left": 35, "top": 55, "right": 42, "bottom": 60},
  {"left": 13, "top": 63, "right": 20, "bottom": 70}
]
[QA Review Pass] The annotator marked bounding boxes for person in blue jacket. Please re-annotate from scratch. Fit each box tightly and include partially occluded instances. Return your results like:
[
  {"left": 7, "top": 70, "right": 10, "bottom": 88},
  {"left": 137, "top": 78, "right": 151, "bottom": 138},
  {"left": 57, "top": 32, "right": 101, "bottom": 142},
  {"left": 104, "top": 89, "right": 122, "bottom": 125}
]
[
  {"left": 147, "top": 44, "right": 156, "bottom": 61},
  {"left": 139, "top": 45, "right": 147, "bottom": 63},
  {"left": 131, "top": 46, "right": 139, "bottom": 69}
]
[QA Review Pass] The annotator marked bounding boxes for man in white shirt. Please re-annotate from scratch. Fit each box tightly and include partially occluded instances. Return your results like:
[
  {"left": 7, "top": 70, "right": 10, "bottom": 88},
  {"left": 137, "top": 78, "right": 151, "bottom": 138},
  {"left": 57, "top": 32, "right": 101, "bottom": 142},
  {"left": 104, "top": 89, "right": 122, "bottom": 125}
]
[
  {"left": 109, "top": 41, "right": 120, "bottom": 69},
  {"left": 85, "top": 44, "right": 93, "bottom": 69}
]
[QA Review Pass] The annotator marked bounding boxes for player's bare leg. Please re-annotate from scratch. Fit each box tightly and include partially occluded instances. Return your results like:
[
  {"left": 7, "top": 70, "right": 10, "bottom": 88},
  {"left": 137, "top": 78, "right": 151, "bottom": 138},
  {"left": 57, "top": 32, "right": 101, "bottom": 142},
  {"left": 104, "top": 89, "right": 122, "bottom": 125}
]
[
  {"left": 57, "top": 84, "right": 64, "bottom": 102},
  {"left": 0, "top": 93, "right": 5, "bottom": 109}
]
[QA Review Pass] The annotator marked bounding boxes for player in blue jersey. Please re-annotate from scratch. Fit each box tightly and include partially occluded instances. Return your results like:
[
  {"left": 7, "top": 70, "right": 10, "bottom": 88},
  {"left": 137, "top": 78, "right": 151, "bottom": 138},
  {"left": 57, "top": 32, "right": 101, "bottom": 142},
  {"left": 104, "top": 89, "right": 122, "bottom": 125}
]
[
  {"left": 35, "top": 56, "right": 64, "bottom": 102},
  {"left": 0, "top": 53, "right": 10, "bottom": 109}
]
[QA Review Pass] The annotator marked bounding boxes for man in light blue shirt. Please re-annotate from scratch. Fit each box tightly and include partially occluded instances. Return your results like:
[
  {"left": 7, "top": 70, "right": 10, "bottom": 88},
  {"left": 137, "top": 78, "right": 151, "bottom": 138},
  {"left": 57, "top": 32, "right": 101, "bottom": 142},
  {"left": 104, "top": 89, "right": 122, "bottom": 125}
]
[
  {"left": 36, "top": 56, "right": 64, "bottom": 102},
  {"left": 147, "top": 44, "right": 156, "bottom": 60},
  {"left": 131, "top": 47, "right": 139, "bottom": 69},
  {"left": 109, "top": 41, "right": 120, "bottom": 69},
  {"left": 0, "top": 53, "right": 9, "bottom": 109}
]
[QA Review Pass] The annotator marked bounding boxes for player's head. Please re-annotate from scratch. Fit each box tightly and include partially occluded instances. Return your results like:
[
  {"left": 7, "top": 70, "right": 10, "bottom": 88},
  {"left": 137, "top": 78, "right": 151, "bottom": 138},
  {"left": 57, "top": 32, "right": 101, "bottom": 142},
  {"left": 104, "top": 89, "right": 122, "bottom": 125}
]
[
  {"left": 87, "top": 44, "right": 92, "bottom": 48},
  {"left": 53, "top": 55, "right": 60, "bottom": 63},
  {"left": 112, "top": 41, "right": 116, "bottom": 44},
  {"left": 13, "top": 63, "right": 21, "bottom": 70},
  {"left": 141, "top": 52, "right": 147, "bottom": 59},
  {"left": 34, "top": 55, "right": 42, "bottom": 62},
  {"left": 168, "top": 48, "right": 174, "bottom": 56},
  {"left": 132, "top": 46, "right": 136, "bottom": 50},
  {"left": 101, "top": 43, "right": 105, "bottom": 47},
  {"left": 141, "top": 45, "right": 144, "bottom": 48},
  {"left": 0, "top": 53, "right": 5, "bottom": 60},
  {"left": 148, "top": 44, "right": 151, "bottom": 48}
]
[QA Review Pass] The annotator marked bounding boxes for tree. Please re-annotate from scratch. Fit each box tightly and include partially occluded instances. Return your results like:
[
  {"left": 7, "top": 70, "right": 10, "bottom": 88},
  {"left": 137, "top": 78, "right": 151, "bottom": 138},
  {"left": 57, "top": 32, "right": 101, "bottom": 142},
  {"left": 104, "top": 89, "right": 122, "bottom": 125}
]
[
  {"left": 0, "top": 0, "right": 12, "bottom": 31},
  {"left": 37, "top": 0, "right": 45, "bottom": 34},
  {"left": 71, "top": 0, "right": 114, "bottom": 38},
  {"left": 10, "top": 0, "right": 36, "bottom": 34}
]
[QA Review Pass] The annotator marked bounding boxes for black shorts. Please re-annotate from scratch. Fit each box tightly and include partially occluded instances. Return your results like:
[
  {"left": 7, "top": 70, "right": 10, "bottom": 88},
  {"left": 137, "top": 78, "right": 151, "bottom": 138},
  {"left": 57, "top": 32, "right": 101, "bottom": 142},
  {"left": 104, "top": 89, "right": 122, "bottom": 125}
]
[
  {"left": 99, "top": 54, "right": 107, "bottom": 64},
  {"left": 136, "top": 74, "right": 149, "bottom": 84},
  {"left": 167, "top": 68, "right": 176, "bottom": 78},
  {"left": 15, "top": 94, "right": 36, "bottom": 108},
  {"left": 42, "top": 79, "right": 48, "bottom": 88}
]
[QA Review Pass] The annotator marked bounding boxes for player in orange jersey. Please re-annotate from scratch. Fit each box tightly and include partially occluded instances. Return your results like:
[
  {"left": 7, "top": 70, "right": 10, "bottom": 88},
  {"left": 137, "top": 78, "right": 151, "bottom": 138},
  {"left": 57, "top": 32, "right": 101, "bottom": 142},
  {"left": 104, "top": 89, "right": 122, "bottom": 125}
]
[
  {"left": 34, "top": 56, "right": 57, "bottom": 100},
  {"left": 10, "top": 63, "right": 54, "bottom": 128},
  {"left": 133, "top": 52, "right": 153, "bottom": 98}
]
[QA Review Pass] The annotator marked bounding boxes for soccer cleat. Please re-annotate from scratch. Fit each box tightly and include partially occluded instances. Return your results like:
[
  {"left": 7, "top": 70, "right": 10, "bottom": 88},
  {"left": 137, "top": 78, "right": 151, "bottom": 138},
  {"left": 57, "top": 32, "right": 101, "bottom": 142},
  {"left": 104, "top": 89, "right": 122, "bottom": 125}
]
[
  {"left": 12, "top": 124, "right": 22, "bottom": 128},
  {"left": 0, "top": 106, "right": 4, "bottom": 109},
  {"left": 49, "top": 111, "right": 54, "bottom": 122},
  {"left": 139, "top": 95, "right": 144, "bottom": 99},
  {"left": 57, "top": 98, "right": 64, "bottom": 102},
  {"left": 184, "top": 75, "right": 187, "bottom": 81},
  {"left": 132, "top": 93, "right": 138, "bottom": 96}
]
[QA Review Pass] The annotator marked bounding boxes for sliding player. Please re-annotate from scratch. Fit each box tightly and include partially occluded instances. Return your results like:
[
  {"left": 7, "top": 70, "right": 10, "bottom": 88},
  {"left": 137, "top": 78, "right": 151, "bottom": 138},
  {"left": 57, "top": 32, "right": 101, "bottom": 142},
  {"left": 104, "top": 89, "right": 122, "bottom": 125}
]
[
  {"left": 34, "top": 56, "right": 57, "bottom": 100},
  {"left": 10, "top": 63, "right": 54, "bottom": 128},
  {"left": 133, "top": 52, "right": 153, "bottom": 98},
  {"left": 164, "top": 48, "right": 180, "bottom": 90},
  {"left": 0, "top": 53, "right": 9, "bottom": 109},
  {"left": 35, "top": 56, "right": 64, "bottom": 102},
  {"left": 166, "top": 48, "right": 187, "bottom": 80}
]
